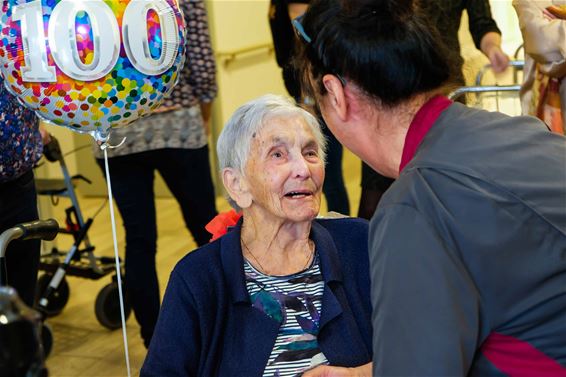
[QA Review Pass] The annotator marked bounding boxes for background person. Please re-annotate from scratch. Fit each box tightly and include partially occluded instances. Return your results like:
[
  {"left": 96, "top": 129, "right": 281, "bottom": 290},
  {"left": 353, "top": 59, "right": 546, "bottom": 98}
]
[
  {"left": 513, "top": 0, "right": 566, "bottom": 134},
  {"left": 141, "top": 95, "right": 372, "bottom": 376},
  {"left": 0, "top": 78, "right": 48, "bottom": 307},
  {"left": 93, "top": 0, "right": 218, "bottom": 348},
  {"left": 296, "top": 0, "right": 566, "bottom": 375},
  {"left": 421, "top": 0, "right": 509, "bottom": 84},
  {"left": 269, "top": 0, "right": 350, "bottom": 215},
  {"left": 358, "top": 0, "right": 511, "bottom": 220}
]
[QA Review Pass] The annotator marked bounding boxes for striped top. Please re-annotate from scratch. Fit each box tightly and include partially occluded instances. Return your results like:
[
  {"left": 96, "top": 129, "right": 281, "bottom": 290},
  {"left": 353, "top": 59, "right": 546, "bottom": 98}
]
[{"left": 244, "top": 253, "right": 329, "bottom": 377}]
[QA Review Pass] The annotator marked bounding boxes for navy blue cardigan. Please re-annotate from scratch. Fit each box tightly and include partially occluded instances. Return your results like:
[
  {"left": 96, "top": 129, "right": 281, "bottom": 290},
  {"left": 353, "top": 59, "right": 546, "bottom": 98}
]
[{"left": 141, "top": 218, "right": 372, "bottom": 376}]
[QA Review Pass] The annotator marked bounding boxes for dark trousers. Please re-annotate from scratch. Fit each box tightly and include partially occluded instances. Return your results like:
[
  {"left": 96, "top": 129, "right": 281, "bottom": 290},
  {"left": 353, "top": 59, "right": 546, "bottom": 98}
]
[
  {"left": 97, "top": 147, "right": 217, "bottom": 347},
  {"left": 358, "top": 162, "right": 395, "bottom": 220},
  {"left": 0, "top": 170, "right": 40, "bottom": 307},
  {"left": 322, "top": 125, "right": 350, "bottom": 215}
]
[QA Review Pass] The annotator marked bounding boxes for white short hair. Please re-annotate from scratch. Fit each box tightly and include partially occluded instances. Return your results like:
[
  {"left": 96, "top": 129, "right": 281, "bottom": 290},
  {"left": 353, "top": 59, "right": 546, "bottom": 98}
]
[{"left": 217, "top": 94, "right": 327, "bottom": 175}]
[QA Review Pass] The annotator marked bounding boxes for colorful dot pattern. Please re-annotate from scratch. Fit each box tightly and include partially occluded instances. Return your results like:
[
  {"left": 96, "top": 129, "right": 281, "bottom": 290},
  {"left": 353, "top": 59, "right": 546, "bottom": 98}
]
[{"left": 0, "top": 0, "right": 185, "bottom": 140}]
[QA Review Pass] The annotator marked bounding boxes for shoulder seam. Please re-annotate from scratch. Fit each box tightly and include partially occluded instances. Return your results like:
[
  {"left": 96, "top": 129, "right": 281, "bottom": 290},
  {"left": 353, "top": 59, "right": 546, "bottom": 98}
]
[{"left": 403, "top": 165, "right": 566, "bottom": 236}]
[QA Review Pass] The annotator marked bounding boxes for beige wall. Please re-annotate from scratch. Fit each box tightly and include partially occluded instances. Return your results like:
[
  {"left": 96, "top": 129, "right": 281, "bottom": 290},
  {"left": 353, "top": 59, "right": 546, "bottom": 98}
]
[{"left": 208, "top": 0, "right": 287, "bottom": 126}]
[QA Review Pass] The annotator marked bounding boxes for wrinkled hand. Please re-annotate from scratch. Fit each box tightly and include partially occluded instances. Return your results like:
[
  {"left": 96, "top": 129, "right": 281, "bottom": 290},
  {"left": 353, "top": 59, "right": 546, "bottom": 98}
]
[
  {"left": 485, "top": 45, "right": 510, "bottom": 74},
  {"left": 543, "top": 7, "right": 557, "bottom": 20},
  {"left": 302, "top": 365, "right": 354, "bottom": 377},
  {"left": 546, "top": 5, "right": 566, "bottom": 20},
  {"left": 303, "top": 363, "right": 372, "bottom": 377}
]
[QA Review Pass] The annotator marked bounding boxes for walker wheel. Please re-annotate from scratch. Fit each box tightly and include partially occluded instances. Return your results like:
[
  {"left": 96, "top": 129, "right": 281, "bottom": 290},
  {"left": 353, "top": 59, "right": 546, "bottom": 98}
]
[
  {"left": 94, "top": 282, "right": 131, "bottom": 330},
  {"left": 35, "top": 273, "right": 70, "bottom": 317},
  {"left": 41, "top": 322, "right": 53, "bottom": 358}
]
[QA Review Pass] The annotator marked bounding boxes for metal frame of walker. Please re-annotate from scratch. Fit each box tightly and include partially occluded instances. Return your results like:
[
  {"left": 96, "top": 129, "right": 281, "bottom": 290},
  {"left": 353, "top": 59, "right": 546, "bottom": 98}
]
[
  {"left": 449, "top": 45, "right": 525, "bottom": 104},
  {"left": 34, "top": 137, "right": 131, "bottom": 330},
  {"left": 449, "top": 61, "right": 524, "bottom": 103}
]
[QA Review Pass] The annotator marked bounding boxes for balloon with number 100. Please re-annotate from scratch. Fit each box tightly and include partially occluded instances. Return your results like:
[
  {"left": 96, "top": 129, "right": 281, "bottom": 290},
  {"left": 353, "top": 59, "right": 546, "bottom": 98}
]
[{"left": 0, "top": 0, "right": 185, "bottom": 141}]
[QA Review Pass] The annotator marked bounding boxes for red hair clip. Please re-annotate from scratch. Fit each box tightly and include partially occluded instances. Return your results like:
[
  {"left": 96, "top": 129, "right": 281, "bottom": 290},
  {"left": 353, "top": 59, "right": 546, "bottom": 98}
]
[{"left": 205, "top": 210, "right": 242, "bottom": 242}]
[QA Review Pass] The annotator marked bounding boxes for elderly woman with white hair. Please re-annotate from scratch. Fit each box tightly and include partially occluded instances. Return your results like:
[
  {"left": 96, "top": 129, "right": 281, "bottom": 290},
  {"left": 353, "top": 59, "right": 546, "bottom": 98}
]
[{"left": 141, "top": 94, "right": 372, "bottom": 377}]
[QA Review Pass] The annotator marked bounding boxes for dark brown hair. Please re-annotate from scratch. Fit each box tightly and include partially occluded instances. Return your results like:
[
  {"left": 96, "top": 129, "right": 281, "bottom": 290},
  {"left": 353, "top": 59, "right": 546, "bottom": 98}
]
[{"left": 296, "top": 0, "right": 454, "bottom": 107}]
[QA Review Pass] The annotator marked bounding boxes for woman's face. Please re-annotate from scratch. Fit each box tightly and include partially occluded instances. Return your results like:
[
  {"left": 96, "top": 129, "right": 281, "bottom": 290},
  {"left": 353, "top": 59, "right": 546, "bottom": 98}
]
[{"left": 244, "top": 115, "right": 325, "bottom": 223}]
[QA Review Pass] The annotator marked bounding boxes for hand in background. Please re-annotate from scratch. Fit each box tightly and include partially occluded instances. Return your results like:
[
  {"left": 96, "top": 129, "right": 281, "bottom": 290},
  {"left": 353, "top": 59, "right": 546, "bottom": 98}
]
[
  {"left": 480, "top": 32, "right": 510, "bottom": 74},
  {"left": 546, "top": 5, "right": 566, "bottom": 20},
  {"left": 485, "top": 45, "right": 510, "bottom": 74},
  {"left": 543, "top": 7, "right": 557, "bottom": 20}
]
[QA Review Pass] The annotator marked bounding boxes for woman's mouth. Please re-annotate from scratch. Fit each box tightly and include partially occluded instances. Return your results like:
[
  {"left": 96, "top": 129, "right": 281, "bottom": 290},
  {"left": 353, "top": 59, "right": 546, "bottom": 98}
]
[{"left": 284, "top": 190, "right": 313, "bottom": 198}]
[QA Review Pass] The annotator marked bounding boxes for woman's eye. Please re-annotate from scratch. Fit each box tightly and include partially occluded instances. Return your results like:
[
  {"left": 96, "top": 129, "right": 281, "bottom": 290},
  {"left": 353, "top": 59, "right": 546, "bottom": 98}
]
[
  {"left": 305, "top": 150, "right": 318, "bottom": 157},
  {"left": 271, "top": 151, "right": 283, "bottom": 158}
]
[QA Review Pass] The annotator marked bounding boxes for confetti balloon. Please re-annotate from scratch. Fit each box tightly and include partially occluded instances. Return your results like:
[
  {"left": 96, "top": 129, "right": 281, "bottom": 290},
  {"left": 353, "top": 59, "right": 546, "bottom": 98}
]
[{"left": 0, "top": 0, "right": 185, "bottom": 142}]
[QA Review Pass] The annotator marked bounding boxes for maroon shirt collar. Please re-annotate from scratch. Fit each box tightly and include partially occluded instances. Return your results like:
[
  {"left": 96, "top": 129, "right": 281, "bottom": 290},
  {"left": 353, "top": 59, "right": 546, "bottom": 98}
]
[{"left": 399, "top": 96, "right": 452, "bottom": 172}]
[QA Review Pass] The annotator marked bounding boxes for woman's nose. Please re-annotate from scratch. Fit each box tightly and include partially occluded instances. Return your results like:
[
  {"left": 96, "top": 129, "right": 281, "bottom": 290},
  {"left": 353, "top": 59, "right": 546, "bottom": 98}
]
[{"left": 292, "top": 155, "right": 311, "bottom": 178}]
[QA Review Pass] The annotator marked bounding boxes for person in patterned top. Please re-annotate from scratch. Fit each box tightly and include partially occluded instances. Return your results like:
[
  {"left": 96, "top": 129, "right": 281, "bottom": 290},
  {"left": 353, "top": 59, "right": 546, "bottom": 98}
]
[
  {"left": 0, "top": 77, "right": 46, "bottom": 307},
  {"left": 92, "top": 0, "right": 218, "bottom": 348},
  {"left": 141, "top": 95, "right": 372, "bottom": 376}
]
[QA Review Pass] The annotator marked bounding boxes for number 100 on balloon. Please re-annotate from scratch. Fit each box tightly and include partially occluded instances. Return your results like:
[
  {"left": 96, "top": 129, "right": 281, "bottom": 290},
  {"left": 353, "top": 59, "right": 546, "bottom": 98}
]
[{"left": 0, "top": 0, "right": 186, "bottom": 138}]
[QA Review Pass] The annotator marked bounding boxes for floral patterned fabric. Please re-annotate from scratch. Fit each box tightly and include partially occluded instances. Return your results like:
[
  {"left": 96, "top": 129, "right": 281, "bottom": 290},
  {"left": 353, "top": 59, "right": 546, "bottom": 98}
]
[
  {"left": 0, "top": 78, "right": 41, "bottom": 182},
  {"left": 166, "top": 0, "right": 217, "bottom": 108},
  {"left": 244, "top": 254, "right": 329, "bottom": 377},
  {"left": 514, "top": 0, "right": 566, "bottom": 133},
  {"left": 94, "top": 0, "right": 217, "bottom": 158}
]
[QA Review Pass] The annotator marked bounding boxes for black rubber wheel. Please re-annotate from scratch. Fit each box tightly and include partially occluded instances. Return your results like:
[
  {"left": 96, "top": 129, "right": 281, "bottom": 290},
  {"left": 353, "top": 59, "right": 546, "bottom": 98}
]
[
  {"left": 94, "top": 282, "right": 131, "bottom": 330},
  {"left": 41, "top": 322, "right": 53, "bottom": 359},
  {"left": 35, "top": 273, "right": 70, "bottom": 317}
]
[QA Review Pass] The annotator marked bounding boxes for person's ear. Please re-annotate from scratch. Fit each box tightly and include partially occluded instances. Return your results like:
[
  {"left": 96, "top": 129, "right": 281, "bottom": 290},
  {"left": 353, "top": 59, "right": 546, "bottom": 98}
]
[
  {"left": 322, "top": 74, "right": 347, "bottom": 121},
  {"left": 222, "top": 168, "right": 252, "bottom": 209}
]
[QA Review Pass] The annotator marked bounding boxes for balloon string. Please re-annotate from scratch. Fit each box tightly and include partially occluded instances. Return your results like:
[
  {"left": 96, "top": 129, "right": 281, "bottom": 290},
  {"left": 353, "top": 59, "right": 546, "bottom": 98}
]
[{"left": 103, "top": 148, "right": 131, "bottom": 377}]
